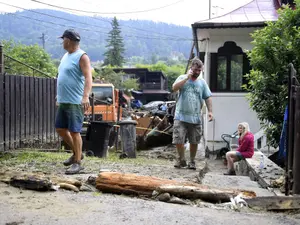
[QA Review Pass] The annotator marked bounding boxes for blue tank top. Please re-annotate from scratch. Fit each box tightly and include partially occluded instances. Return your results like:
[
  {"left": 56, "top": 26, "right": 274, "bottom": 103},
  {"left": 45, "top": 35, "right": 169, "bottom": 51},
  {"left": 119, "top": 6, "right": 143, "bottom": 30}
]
[{"left": 57, "top": 49, "right": 86, "bottom": 104}]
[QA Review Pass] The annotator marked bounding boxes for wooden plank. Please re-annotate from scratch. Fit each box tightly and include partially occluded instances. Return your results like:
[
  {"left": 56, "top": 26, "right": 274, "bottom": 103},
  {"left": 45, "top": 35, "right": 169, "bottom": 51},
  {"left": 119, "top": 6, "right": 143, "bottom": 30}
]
[
  {"left": 20, "top": 76, "right": 26, "bottom": 147},
  {"left": 10, "top": 75, "right": 17, "bottom": 149},
  {"left": 4, "top": 75, "right": 10, "bottom": 150},
  {"left": 25, "top": 76, "right": 30, "bottom": 139},
  {"left": 34, "top": 78, "right": 39, "bottom": 141},
  {"left": 53, "top": 79, "right": 57, "bottom": 140},
  {"left": 42, "top": 79, "right": 47, "bottom": 143},
  {"left": 29, "top": 77, "right": 35, "bottom": 140},
  {"left": 38, "top": 78, "right": 44, "bottom": 142},
  {"left": 246, "top": 196, "right": 300, "bottom": 211},
  {"left": 46, "top": 78, "right": 51, "bottom": 141},
  {"left": 0, "top": 74, "right": 4, "bottom": 151},
  {"left": 14, "top": 76, "right": 21, "bottom": 148}
]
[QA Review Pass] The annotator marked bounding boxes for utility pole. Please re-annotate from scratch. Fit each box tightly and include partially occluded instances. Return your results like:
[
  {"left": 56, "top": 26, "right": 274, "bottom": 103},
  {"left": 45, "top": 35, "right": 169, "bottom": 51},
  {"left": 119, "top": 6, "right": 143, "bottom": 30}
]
[
  {"left": 39, "top": 33, "right": 46, "bottom": 50},
  {"left": 0, "top": 42, "right": 4, "bottom": 75},
  {"left": 209, "top": 0, "right": 211, "bottom": 19}
]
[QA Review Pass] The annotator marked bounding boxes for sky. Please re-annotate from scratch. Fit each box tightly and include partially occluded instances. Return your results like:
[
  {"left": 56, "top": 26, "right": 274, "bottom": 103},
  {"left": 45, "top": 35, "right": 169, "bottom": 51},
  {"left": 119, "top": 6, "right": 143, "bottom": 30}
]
[{"left": 0, "top": 0, "right": 252, "bottom": 26}]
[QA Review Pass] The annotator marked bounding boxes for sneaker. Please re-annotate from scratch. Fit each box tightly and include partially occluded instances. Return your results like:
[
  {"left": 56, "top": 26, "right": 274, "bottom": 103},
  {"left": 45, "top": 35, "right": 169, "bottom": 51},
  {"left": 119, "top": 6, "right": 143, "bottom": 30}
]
[
  {"left": 187, "top": 161, "right": 196, "bottom": 170},
  {"left": 174, "top": 159, "right": 187, "bottom": 168},
  {"left": 63, "top": 154, "right": 84, "bottom": 166},
  {"left": 224, "top": 170, "right": 236, "bottom": 176},
  {"left": 65, "top": 163, "right": 84, "bottom": 175}
]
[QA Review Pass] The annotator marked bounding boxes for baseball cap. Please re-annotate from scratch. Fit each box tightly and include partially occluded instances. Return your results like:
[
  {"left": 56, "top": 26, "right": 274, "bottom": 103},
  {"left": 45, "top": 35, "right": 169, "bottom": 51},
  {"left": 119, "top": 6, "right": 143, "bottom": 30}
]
[{"left": 59, "top": 29, "right": 81, "bottom": 42}]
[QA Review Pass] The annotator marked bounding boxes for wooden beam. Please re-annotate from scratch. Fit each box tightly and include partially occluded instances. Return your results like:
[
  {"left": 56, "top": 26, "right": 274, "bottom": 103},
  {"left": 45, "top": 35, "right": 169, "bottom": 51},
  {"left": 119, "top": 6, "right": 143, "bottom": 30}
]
[{"left": 246, "top": 196, "right": 300, "bottom": 211}]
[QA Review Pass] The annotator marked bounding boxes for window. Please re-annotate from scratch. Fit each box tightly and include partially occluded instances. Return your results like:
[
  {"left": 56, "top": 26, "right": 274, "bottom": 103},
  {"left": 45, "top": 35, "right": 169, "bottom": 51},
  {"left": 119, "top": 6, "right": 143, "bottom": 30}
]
[
  {"left": 210, "top": 41, "right": 250, "bottom": 92},
  {"left": 91, "top": 86, "right": 113, "bottom": 105}
]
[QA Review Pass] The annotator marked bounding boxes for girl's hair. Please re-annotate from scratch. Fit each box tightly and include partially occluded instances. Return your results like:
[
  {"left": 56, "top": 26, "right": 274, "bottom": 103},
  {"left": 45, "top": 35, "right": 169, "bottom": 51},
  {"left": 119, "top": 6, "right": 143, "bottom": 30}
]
[{"left": 238, "top": 122, "right": 250, "bottom": 139}]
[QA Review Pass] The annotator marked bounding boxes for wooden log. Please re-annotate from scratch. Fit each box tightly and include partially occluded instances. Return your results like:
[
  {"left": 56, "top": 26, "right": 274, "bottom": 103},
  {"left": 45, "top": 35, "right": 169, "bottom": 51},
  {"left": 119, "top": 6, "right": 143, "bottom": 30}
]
[
  {"left": 96, "top": 172, "right": 256, "bottom": 202},
  {"left": 156, "top": 185, "right": 255, "bottom": 203},
  {"left": 246, "top": 196, "right": 300, "bottom": 211},
  {"left": 96, "top": 172, "right": 180, "bottom": 196},
  {"left": 9, "top": 174, "right": 53, "bottom": 191}
]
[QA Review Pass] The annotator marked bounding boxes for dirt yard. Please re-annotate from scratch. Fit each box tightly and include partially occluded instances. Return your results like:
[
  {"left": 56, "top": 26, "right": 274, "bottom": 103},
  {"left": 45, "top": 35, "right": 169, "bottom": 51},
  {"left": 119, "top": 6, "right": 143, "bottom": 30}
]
[{"left": 0, "top": 147, "right": 300, "bottom": 225}]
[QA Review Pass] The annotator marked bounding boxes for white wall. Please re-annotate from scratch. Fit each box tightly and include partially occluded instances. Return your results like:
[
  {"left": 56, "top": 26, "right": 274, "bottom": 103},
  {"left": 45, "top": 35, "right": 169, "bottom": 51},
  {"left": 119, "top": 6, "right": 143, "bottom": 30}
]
[{"left": 196, "top": 27, "right": 263, "bottom": 150}]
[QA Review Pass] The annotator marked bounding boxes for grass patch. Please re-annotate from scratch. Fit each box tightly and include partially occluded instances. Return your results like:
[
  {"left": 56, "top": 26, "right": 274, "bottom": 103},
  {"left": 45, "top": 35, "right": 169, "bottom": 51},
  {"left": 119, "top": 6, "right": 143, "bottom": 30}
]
[{"left": 0, "top": 149, "right": 168, "bottom": 171}]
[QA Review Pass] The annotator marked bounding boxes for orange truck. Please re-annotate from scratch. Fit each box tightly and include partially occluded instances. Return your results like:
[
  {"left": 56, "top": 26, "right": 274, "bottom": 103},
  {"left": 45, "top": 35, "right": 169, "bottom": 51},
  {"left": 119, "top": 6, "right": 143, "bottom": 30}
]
[{"left": 84, "top": 83, "right": 123, "bottom": 123}]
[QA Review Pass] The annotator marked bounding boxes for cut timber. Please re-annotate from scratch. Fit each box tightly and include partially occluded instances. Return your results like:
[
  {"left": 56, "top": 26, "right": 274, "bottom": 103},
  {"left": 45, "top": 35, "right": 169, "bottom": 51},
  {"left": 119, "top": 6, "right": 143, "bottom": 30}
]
[
  {"left": 96, "top": 172, "right": 256, "bottom": 202},
  {"left": 96, "top": 172, "right": 179, "bottom": 196},
  {"left": 156, "top": 185, "right": 255, "bottom": 203},
  {"left": 246, "top": 196, "right": 300, "bottom": 211},
  {"left": 0, "top": 170, "right": 82, "bottom": 192},
  {"left": 9, "top": 174, "right": 53, "bottom": 191}
]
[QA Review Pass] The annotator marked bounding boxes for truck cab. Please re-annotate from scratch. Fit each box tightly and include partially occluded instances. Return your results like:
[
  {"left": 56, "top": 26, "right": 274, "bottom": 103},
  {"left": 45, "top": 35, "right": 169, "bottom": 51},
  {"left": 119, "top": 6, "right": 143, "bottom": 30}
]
[{"left": 84, "top": 83, "right": 122, "bottom": 123}]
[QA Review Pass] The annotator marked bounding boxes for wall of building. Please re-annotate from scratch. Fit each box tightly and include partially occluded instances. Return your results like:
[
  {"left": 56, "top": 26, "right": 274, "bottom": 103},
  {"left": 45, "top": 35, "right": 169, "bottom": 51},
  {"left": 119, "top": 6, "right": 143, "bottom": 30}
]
[{"left": 196, "top": 27, "right": 263, "bottom": 150}]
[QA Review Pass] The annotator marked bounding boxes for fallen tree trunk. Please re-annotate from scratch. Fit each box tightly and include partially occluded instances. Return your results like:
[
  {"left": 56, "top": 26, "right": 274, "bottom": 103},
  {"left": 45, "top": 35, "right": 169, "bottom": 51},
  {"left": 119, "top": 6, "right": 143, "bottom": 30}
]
[
  {"left": 96, "top": 172, "right": 180, "bottom": 196},
  {"left": 156, "top": 185, "right": 254, "bottom": 203},
  {"left": 96, "top": 172, "right": 256, "bottom": 202}
]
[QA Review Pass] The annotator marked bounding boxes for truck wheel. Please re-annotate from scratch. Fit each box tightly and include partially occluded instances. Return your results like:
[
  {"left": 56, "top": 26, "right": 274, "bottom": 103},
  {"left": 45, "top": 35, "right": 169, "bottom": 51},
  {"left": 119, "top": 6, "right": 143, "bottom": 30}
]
[{"left": 86, "top": 150, "right": 94, "bottom": 157}]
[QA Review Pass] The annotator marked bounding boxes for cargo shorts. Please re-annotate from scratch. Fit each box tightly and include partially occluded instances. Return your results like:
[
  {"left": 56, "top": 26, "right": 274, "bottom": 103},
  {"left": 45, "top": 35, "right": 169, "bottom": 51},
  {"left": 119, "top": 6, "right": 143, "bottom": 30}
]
[
  {"left": 55, "top": 103, "right": 84, "bottom": 133},
  {"left": 172, "top": 120, "right": 202, "bottom": 145}
]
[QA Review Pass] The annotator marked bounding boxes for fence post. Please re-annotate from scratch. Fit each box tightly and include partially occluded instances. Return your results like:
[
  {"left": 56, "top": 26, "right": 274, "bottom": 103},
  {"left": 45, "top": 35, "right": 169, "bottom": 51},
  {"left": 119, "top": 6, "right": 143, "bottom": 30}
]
[
  {"left": 286, "top": 64, "right": 295, "bottom": 195},
  {"left": 0, "top": 42, "right": 4, "bottom": 75},
  {"left": 293, "top": 86, "right": 300, "bottom": 194}
]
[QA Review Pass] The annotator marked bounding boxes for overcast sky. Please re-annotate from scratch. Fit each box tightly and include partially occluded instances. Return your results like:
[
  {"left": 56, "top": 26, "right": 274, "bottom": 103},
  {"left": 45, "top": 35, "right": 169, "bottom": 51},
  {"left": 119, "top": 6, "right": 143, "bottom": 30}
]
[{"left": 0, "top": 0, "right": 252, "bottom": 26}]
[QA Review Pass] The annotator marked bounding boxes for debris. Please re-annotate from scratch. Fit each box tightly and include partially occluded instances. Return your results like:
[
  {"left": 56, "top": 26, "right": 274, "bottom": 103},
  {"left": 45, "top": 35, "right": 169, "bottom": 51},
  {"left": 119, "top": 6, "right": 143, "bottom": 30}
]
[
  {"left": 156, "top": 185, "right": 255, "bottom": 203},
  {"left": 156, "top": 193, "right": 171, "bottom": 202},
  {"left": 246, "top": 196, "right": 300, "bottom": 211},
  {"left": 169, "top": 196, "right": 189, "bottom": 205},
  {"left": 59, "top": 183, "right": 79, "bottom": 192}
]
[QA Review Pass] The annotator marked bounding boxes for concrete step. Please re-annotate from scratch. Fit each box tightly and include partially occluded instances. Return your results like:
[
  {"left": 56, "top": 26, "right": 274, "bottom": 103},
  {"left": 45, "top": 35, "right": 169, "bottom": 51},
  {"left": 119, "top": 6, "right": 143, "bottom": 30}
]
[{"left": 202, "top": 172, "right": 275, "bottom": 197}]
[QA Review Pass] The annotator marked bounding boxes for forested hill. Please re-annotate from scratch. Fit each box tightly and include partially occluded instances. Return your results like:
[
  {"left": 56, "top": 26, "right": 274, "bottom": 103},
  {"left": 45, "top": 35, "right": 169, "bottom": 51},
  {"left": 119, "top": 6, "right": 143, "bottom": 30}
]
[{"left": 0, "top": 9, "right": 193, "bottom": 62}]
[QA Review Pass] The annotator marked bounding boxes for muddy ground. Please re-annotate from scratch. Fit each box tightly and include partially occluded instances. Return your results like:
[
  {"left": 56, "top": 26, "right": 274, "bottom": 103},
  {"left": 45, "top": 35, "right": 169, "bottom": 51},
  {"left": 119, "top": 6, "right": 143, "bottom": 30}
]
[{"left": 0, "top": 147, "right": 300, "bottom": 225}]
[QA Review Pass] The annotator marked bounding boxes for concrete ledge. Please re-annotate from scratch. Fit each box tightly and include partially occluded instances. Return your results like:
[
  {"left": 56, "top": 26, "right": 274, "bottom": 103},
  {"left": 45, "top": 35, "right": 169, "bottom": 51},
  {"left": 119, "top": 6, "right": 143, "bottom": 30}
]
[{"left": 246, "top": 152, "right": 284, "bottom": 188}]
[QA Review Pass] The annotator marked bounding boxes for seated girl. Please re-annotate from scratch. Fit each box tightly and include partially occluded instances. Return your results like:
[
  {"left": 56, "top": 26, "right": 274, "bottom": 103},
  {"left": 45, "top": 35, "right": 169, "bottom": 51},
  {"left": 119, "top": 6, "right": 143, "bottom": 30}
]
[{"left": 224, "top": 122, "right": 254, "bottom": 175}]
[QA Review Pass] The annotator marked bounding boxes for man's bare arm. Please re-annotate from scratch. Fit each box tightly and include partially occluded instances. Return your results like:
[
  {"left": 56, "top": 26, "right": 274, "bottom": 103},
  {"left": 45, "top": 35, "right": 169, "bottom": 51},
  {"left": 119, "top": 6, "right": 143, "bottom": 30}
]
[
  {"left": 205, "top": 97, "right": 213, "bottom": 121},
  {"left": 80, "top": 54, "right": 92, "bottom": 98},
  {"left": 205, "top": 97, "right": 212, "bottom": 113},
  {"left": 172, "top": 77, "right": 189, "bottom": 92}
]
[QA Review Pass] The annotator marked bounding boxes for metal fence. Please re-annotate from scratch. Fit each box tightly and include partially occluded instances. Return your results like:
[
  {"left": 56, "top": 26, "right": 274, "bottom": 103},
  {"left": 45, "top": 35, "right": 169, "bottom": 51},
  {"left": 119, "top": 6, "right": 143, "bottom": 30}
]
[{"left": 0, "top": 43, "right": 58, "bottom": 151}]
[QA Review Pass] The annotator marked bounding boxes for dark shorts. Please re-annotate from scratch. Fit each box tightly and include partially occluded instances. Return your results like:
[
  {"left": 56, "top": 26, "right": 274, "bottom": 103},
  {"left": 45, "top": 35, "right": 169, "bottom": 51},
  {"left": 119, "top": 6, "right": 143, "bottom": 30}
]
[
  {"left": 236, "top": 151, "right": 244, "bottom": 160},
  {"left": 55, "top": 103, "right": 84, "bottom": 133},
  {"left": 172, "top": 120, "right": 202, "bottom": 145}
]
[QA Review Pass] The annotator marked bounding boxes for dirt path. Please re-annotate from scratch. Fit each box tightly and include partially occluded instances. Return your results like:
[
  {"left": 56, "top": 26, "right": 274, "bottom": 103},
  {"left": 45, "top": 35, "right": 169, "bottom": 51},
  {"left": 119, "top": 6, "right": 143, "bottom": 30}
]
[{"left": 0, "top": 148, "right": 299, "bottom": 225}]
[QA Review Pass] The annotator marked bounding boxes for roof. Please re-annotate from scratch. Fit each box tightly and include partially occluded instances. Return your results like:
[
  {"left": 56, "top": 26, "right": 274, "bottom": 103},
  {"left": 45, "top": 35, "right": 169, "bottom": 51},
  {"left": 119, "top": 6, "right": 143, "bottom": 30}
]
[
  {"left": 142, "top": 90, "right": 170, "bottom": 94},
  {"left": 113, "top": 68, "right": 167, "bottom": 79},
  {"left": 192, "top": 0, "right": 280, "bottom": 29}
]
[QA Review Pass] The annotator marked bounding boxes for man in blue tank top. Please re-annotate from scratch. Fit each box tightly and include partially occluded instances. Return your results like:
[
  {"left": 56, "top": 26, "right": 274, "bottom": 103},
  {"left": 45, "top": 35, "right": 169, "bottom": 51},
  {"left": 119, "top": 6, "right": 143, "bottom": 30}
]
[
  {"left": 55, "top": 29, "right": 92, "bottom": 174},
  {"left": 172, "top": 57, "right": 213, "bottom": 170}
]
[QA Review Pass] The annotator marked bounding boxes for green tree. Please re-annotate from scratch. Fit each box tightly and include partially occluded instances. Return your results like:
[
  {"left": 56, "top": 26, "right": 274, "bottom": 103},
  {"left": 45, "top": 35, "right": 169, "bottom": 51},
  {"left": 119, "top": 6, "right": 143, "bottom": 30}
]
[
  {"left": 2, "top": 39, "right": 57, "bottom": 77},
  {"left": 244, "top": 1, "right": 300, "bottom": 147},
  {"left": 122, "top": 78, "right": 139, "bottom": 96},
  {"left": 103, "top": 17, "right": 125, "bottom": 67}
]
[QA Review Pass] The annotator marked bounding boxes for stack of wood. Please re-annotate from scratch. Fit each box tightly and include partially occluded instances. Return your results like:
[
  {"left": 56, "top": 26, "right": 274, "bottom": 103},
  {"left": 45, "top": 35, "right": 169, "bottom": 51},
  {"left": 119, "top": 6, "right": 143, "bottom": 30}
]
[{"left": 131, "top": 112, "right": 173, "bottom": 149}]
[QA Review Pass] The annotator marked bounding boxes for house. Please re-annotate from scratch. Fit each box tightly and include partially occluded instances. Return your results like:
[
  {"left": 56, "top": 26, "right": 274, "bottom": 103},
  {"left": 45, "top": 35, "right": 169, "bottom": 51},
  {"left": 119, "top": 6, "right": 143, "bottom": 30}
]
[
  {"left": 113, "top": 68, "right": 170, "bottom": 103},
  {"left": 191, "top": 0, "right": 294, "bottom": 150}
]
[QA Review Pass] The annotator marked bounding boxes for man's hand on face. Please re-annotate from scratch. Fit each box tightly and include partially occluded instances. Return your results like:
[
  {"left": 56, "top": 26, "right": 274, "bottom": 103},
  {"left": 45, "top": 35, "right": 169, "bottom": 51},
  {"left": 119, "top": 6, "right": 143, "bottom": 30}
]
[
  {"left": 187, "top": 69, "right": 193, "bottom": 80},
  {"left": 81, "top": 96, "right": 90, "bottom": 112}
]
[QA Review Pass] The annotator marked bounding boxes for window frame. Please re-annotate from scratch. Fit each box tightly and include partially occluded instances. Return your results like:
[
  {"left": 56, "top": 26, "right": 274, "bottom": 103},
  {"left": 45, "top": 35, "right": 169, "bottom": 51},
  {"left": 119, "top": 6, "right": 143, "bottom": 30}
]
[{"left": 210, "top": 41, "right": 250, "bottom": 92}]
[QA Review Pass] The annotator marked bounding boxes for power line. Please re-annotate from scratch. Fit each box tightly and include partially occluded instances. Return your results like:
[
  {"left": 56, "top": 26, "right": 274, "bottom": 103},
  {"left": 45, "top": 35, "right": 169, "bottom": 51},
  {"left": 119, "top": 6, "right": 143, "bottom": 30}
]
[
  {"left": 30, "top": 0, "right": 184, "bottom": 14},
  {"left": 0, "top": 2, "right": 192, "bottom": 41},
  {"left": 3, "top": 12, "right": 192, "bottom": 41},
  {"left": 27, "top": 0, "right": 190, "bottom": 39}
]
